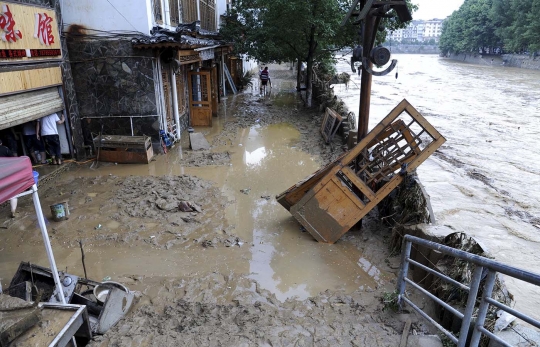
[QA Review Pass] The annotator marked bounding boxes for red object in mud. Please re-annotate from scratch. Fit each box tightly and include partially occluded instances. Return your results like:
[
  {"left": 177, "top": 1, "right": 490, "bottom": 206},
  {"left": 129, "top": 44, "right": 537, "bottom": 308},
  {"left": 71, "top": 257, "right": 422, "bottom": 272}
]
[{"left": 0, "top": 157, "right": 34, "bottom": 204}]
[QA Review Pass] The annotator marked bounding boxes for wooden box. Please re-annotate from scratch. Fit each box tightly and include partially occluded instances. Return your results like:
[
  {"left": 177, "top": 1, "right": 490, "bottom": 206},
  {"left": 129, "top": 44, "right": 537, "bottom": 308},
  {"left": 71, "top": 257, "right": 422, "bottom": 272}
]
[{"left": 93, "top": 135, "right": 153, "bottom": 164}]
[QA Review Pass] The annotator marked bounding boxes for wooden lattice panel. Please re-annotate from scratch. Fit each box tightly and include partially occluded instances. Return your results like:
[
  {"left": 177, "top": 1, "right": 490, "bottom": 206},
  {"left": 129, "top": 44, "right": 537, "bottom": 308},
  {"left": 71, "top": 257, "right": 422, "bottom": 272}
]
[
  {"left": 200, "top": 0, "right": 216, "bottom": 31},
  {"left": 284, "top": 99, "right": 445, "bottom": 243},
  {"left": 320, "top": 108, "right": 343, "bottom": 143},
  {"left": 182, "top": 0, "right": 198, "bottom": 23},
  {"left": 169, "top": 0, "right": 180, "bottom": 26}
]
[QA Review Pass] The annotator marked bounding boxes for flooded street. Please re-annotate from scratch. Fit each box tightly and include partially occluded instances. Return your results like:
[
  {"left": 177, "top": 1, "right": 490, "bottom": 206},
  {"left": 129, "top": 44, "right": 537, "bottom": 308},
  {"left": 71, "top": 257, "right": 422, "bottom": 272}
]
[
  {"left": 334, "top": 54, "right": 540, "bottom": 319},
  {"left": 0, "top": 67, "right": 419, "bottom": 346}
]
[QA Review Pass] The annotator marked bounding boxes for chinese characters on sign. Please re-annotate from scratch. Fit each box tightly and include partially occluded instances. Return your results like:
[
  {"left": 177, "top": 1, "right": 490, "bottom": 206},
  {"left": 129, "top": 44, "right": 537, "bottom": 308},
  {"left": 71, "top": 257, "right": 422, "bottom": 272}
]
[
  {"left": 34, "top": 13, "right": 54, "bottom": 46},
  {"left": 0, "top": 3, "right": 60, "bottom": 60},
  {"left": 0, "top": 4, "right": 23, "bottom": 43}
]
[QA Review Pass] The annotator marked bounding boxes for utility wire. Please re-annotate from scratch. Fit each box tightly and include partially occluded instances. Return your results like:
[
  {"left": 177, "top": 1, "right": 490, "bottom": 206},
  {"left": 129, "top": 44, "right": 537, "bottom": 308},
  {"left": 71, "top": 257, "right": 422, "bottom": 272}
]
[{"left": 105, "top": 0, "right": 140, "bottom": 33}]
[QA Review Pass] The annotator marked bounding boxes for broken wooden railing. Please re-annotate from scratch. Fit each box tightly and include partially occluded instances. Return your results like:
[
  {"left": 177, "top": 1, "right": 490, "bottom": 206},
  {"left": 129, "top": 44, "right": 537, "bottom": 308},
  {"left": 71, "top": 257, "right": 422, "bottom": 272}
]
[{"left": 277, "top": 99, "right": 446, "bottom": 243}]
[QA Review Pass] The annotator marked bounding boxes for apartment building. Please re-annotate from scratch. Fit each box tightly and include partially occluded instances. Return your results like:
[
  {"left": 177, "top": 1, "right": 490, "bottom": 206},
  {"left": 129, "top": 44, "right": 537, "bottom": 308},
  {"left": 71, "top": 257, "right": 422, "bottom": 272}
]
[{"left": 388, "top": 18, "right": 444, "bottom": 43}]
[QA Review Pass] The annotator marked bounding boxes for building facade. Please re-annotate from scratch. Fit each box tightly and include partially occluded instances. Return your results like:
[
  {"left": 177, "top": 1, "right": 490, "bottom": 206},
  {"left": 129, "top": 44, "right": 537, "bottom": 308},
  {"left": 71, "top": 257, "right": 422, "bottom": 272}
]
[
  {"left": 60, "top": 0, "right": 237, "bottom": 152},
  {"left": 388, "top": 18, "right": 444, "bottom": 44},
  {"left": 0, "top": 0, "right": 84, "bottom": 160}
]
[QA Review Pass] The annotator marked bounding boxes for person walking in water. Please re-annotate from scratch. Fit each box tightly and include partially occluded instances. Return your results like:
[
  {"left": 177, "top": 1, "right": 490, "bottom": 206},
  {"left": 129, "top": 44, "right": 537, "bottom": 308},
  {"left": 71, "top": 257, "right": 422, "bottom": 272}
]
[{"left": 259, "top": 66, "right": 271, "bottom": 94}]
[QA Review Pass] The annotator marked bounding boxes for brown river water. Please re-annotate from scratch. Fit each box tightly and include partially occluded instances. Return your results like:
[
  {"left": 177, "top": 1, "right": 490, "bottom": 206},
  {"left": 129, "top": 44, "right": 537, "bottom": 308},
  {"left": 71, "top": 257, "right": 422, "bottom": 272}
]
[{"left": 334, "top": 54, "right": 540, "bottom": 319}]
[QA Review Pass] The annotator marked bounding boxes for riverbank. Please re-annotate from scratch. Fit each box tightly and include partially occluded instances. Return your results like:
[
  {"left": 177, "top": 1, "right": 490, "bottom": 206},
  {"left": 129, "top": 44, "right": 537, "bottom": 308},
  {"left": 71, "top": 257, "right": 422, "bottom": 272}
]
[{"left": 446, "top": 53, "right": 540, "bottom": 70}]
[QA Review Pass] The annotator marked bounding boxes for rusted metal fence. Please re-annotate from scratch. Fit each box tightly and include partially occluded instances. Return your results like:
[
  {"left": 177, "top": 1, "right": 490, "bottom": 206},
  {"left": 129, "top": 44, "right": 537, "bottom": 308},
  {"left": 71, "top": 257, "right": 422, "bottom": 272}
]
[{"left": 397, "top": 234, "right": 540, "bottom": 347}]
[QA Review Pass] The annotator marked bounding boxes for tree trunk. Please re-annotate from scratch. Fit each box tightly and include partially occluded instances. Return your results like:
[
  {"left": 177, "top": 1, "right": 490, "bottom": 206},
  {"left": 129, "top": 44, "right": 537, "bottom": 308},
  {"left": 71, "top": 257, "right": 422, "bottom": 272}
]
[{"left": 296, "top": 58, "right": 302, "bottom": 91}]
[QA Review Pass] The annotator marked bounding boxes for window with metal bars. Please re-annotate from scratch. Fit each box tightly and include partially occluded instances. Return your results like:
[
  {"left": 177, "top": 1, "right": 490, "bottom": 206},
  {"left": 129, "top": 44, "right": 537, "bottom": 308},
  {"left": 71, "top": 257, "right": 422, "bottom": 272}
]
[
  {"left": 153, "top": 0, "right": 163, "bottom": 23},
  {"left": 181, "top": 0, "right": 198, "bottom": 23},
  {"left": 200, "top": 0, "right": 216, "bottom": 31},
  {"left": 169, "top": 0, "right": 180, "bottom": 26}
]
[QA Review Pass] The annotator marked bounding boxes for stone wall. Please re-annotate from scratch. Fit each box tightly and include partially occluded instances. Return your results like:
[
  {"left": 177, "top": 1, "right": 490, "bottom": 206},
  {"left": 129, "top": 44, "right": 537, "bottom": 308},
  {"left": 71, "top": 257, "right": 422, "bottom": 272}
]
[
  {"left": 382, "top": 44, "right": 440, "bottom": 55},
  {"left": 67, "top": 38, "right": 159, "bottom": 144},
  {"left": 446, "top": 53, "right": 540, "bottom": 71}
]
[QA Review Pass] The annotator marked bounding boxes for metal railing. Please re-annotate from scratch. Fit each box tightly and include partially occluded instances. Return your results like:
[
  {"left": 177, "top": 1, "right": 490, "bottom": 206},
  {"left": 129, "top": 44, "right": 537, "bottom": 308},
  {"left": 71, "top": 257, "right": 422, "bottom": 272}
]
[{"left": 397, "top": 234, "right": 540, "bottom": 347}]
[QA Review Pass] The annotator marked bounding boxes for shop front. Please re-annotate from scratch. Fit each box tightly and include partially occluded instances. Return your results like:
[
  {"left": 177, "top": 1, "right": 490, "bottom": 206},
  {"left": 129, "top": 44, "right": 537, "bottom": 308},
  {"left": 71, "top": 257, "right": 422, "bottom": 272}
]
[{"left": 0, "top": 1, "right": 73, "bottom": 161}]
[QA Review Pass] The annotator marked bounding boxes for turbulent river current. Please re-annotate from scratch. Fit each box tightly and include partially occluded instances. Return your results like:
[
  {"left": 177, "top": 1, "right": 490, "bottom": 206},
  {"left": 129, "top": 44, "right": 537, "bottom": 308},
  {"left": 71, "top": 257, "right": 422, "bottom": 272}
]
[{"left": 334, "top": 54, "right": 540, "bottom": 319}]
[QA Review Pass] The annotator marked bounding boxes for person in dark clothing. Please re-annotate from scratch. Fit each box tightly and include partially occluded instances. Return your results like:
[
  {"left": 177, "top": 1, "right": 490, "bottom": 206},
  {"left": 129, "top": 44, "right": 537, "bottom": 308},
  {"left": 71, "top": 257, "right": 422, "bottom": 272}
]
[
  {"left": 0, "top": 128, "right": 18, "bottom": 155},
  {"left": 259, "top": 67, "right": 271, "bottom": 93},
  {"left": 0, "top": 139, "right": 15, "bottom": 157}
]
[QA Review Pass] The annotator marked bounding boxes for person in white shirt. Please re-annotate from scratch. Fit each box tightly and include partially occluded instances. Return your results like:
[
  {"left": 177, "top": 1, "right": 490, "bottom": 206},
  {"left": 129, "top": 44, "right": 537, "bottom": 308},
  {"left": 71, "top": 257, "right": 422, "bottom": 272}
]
[{"left": 36, "top": 112, "right": 65, "bottom": 165}]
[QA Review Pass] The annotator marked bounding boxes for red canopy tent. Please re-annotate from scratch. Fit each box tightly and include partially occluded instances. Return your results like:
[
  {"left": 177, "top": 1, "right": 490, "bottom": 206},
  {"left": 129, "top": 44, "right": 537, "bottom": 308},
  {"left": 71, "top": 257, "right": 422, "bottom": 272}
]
[{"left": 0, "top": 157, "right": 66, "bottom": 303}]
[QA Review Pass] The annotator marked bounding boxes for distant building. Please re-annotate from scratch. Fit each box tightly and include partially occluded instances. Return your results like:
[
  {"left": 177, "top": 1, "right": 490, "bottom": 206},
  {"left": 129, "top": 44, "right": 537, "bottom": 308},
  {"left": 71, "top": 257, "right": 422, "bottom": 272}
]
[{"left": 387, "top": 18, "right": 444, "bottom": 43}]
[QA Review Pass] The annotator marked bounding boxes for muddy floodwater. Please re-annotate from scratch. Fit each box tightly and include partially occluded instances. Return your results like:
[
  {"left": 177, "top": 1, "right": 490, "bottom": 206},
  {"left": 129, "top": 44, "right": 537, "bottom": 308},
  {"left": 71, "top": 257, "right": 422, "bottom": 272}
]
[
  {"left": 0, "top": 67, "right": 426, "bottom": 346},
  {"left": 334, "top": 54, "right": 540, "bottom": 319}
]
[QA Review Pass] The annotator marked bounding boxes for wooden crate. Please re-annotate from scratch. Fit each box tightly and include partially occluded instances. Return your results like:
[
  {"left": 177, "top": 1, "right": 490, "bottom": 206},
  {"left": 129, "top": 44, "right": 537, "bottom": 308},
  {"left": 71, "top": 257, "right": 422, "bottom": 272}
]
[
  {"left": 284, "top": 99, "right": 446, "bottom": 243},
  {"left": 93, "top": 135, "right": 153, "bottom": 164}
]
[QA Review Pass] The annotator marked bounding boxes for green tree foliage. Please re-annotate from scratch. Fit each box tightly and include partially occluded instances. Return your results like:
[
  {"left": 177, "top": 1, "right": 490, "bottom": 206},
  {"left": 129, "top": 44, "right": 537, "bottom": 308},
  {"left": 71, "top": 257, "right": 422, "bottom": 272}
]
[
  {"left": 220, "top": 0, "right": 416, "bottom": 106},
  {"left": 440, "top": 0, "right": 540, "bottom": 55}
]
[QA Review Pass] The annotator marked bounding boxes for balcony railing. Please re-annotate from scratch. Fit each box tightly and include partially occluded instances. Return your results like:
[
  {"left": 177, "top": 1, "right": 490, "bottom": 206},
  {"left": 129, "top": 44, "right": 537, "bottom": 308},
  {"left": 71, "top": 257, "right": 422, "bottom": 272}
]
[{"left": 181, "top": 0, "right": 216, "bottom": 31}]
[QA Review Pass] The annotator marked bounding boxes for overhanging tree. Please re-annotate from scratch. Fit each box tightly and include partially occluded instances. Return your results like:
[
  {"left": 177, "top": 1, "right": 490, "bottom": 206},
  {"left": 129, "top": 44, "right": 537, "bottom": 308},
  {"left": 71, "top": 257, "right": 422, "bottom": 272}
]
[{"left": 221, "top": 0, "right": 416, "bottom": 107}]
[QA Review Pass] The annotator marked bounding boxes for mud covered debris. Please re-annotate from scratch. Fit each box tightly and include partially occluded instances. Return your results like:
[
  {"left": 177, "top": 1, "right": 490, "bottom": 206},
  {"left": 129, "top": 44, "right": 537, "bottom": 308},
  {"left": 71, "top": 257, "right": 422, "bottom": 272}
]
[
  {"left": 88, "top": 273, "right": 428, "bottom": 347},
  {"left": 178, "top": 151, "right": 231, "bottom": 167},
  {"left": 113, "top": 175, "right": 212, "bottom": 219}
]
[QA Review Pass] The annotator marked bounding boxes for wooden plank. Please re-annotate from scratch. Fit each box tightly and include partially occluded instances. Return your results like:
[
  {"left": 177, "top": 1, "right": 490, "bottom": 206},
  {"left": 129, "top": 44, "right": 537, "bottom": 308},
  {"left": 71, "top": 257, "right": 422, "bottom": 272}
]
[
  {"left": 189, "top": 132, "right": 210, "bottom": 150},
  {"left": 276, "top": 154, "right": 344, "bottom": 211},
  {"left": 0, "top": 67, "right": 62, "bottom": 96},
  {"left": 98, "top": 149, "right": 153, "bottom": 164},
  {"left": 405, "top": 136, "right": 446, "bottom": 173},
  {"left": 0, "top": 308, "right": 41, "bottom": 347},
  {"left": 340, "top": 166, "right": 376, "bottom": 201},
  {"left": 0, "top": 3, "right": 62, "bottom": 63},
  {"left": 399, "top": 318, "right": 412, "bottom": 347},
  {"left": 404, "top": 103, "right": 444, "bottom": 141}
]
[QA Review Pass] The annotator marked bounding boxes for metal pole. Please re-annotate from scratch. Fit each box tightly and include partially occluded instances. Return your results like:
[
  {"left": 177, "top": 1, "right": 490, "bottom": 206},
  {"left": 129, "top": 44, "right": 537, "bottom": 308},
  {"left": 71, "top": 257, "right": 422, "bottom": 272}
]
[
  {"left": 170, "top": 66, "right": 182, "bottom": 140},
  {"left": 31, "top": 184, "right": 66, "bottom": 304},
  {"left": 469, "top": 270, "right": 497, "bottom": 346},
  {"left": 457, "top": 265, "right": 484, "bottom": 347},
  {"left": 397, "top": 240, "right": 412, "bottom": 306},
  {"left": 222, "top": 51, "right": 227, "bottom": 97}
]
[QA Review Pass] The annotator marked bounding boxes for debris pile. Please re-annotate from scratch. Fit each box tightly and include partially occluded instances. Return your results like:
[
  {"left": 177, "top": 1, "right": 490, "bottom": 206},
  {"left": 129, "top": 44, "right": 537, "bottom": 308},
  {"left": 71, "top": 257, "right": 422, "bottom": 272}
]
[{"left": 113, "top": 175, "right": 212, "bottom": 219}]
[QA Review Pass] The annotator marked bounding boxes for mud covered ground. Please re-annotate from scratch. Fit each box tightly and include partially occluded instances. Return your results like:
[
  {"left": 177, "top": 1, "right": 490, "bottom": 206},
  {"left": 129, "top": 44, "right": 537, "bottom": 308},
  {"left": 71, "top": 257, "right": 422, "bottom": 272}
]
[{"left": 0, "top": 65, "right": 433, "bottom": 346}]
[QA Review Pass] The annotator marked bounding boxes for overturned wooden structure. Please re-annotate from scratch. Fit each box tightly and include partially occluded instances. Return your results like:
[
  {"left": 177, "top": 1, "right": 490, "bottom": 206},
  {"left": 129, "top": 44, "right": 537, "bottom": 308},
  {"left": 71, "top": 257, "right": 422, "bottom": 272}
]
[
  {"left": 320, "top": 107, "right": 343, "bottom": 143},
  {"left": 277, "top": 99, "right": 445, "bottom": 243}
]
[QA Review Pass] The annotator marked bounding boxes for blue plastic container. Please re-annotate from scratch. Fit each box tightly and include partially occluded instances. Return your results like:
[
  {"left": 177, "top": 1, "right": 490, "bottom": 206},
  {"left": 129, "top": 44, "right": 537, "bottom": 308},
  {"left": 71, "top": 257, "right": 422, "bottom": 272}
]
[{"left": 32, "top": 171, "right": 39, "bottom": 185}]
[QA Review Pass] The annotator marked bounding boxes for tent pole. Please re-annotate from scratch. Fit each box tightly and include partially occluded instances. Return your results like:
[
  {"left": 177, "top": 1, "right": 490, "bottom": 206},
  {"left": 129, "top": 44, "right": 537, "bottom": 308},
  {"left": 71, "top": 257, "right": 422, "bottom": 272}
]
[{"left": 31, "top": 184, "right": 66, "bottom": 304}]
